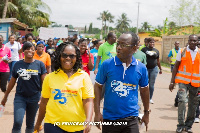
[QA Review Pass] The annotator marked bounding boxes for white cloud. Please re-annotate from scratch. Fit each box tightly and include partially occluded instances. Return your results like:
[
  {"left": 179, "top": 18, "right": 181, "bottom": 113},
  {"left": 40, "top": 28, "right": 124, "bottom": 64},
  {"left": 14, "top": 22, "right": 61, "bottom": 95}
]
[{"left": 42, "top": 0, "right": 177, "bottom": 28}]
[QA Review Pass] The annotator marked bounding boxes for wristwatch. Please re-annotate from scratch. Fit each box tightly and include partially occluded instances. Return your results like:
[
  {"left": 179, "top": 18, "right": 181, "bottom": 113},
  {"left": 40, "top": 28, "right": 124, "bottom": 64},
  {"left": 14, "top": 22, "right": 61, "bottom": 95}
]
[{"left": 144, "top": 109, "right": 151, "bottom": 114}]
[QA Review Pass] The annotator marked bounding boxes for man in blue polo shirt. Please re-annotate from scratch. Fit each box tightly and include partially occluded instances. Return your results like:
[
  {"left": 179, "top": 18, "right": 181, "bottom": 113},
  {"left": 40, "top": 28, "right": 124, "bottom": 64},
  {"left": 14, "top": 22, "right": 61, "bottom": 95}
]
[{"left": 94, "top": 32, "right": 150, "bottom": 133}]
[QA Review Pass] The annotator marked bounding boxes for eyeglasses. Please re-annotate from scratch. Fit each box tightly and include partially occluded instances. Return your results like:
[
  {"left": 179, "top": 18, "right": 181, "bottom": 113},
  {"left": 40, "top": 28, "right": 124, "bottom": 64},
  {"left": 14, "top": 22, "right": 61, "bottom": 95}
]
[
  {"left": 189, "top": 40, "right": 198, "bottom": 43},
  {"left": 116, "top": 43, "right": 132, "bottom": 48},
  {"left": 61, "top": 53, "right": 76, "bottom": 59}
]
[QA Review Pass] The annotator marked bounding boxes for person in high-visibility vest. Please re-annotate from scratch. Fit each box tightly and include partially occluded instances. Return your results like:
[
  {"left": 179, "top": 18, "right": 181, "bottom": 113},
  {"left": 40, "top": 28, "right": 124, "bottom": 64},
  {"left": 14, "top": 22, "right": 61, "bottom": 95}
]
[
  {"left": 167, "top": 41, "right": 180, "bottom": 72},
  {"left": 169, "top": 34, "right": 200, "bottom": 133},
  {"left": 167, "top": 41, "right": 180, "bottom": 107}
]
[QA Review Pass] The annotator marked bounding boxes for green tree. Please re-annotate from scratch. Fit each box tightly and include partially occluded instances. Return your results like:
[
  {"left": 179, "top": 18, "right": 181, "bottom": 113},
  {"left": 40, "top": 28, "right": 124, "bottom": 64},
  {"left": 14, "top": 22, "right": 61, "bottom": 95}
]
[
  {"left": 97, "top": 10, "right": 114, "bottom": 35},
  {"left": 51, "top": 22, "right": 62, "bottom": 27},
  {"left": 168, "top": 21, "right": 176, "bottom": 29},
  {"left": 68, "top": 25, "right": 74, "bottom": 29},
  {"left": 88, "top": 23, "right": 93, "bottom": 34},
  {"left": 0, "top": 0, "right": 51, "bottom": 28},
  {"left": 116, "top": 13, "right": 131, "bottom": 33},
  {"left": 84, "top": 25, "right": 87, "bottom": 33},
  {"left": 169, "top": 0, "right": 197, "bottom": 26},
  {"left": 141, "top": 22, "right": 151, "bottom": 31},
  {"left": 129, "top": 27, "right": 137, "bottom": 33}
]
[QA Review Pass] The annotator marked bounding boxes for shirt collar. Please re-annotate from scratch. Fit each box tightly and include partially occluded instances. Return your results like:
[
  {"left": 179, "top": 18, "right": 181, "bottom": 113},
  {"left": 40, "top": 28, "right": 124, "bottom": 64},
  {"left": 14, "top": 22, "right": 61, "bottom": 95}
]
[
  {"left": 58, "top": 68, "right": 83, "bottom": 74},
  {"left": 114, "top": 56, "right": 138, "bottom": 66},
  {"left": 187, "top": 45, "right": 198, "bottom": 52}
]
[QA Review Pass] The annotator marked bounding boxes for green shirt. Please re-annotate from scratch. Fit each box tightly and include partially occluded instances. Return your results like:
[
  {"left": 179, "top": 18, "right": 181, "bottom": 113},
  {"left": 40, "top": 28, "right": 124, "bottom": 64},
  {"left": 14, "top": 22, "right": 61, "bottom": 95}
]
[
  {"left": 139, "top": 44, "right": 146, "bottom": 51},
  {"left": 133, "top": 50, "right": 147, "bottom": 65},
  {"left": 98, "top": 41, "right": 117, "bottom": 64}
]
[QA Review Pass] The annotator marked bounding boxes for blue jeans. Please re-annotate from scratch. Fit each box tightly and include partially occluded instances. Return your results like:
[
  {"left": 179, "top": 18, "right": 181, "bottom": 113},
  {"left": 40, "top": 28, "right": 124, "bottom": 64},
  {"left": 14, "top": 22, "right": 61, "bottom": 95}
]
[
  {"left": 12, "top": 93, "right": 40, "bottom": 133},
  {"left": 8, "top": 61, "right": 17, "bottom": 81},
  {"left": 148, "top": 66, "right": 158, "bottom": 100},
  {"left": 44, "top": 123, "right": 84, "bottom": 133}
]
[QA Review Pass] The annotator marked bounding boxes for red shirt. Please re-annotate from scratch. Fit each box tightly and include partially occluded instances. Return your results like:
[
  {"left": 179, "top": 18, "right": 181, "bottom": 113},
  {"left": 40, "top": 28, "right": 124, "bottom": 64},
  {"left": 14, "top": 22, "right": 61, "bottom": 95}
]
[
  {"left": 0, "top": 45, "right": 11, "bottom": 72},
  {"left": 81, "top": 52, "right": 94, "bottom": 75}
]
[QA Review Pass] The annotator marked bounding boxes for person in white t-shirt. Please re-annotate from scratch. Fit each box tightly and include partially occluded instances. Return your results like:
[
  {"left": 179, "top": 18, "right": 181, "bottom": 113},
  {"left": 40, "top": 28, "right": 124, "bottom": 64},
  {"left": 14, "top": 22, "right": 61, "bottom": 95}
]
[{"left": 5, "top": 35, "right": 22, "bottom": 81}]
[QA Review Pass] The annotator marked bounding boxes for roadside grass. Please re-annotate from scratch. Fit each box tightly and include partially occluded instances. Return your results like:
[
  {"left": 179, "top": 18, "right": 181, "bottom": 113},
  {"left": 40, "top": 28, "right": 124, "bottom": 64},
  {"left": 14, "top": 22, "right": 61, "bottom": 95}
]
[{"left": 161, "top": 62, "right": 170, "bottom": 68}]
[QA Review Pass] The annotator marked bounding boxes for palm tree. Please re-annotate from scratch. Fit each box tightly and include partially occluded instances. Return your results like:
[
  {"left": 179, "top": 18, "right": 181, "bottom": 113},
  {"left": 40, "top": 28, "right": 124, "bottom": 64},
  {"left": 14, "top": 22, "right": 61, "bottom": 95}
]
[
  {"left": 116, "top": 13, "right": 131, "bottom": 33},
  {"left": 0, "top": 0, "right": 51, "bottom": 28},
  {"left": 97, "top": 10, "right": 114, "bottom": 35},
  {"left": 2, "top": 0, "right": 9, "bottom": 18},
  {"left": 141, "top": 22, "right": 151, "bottom": 31}
]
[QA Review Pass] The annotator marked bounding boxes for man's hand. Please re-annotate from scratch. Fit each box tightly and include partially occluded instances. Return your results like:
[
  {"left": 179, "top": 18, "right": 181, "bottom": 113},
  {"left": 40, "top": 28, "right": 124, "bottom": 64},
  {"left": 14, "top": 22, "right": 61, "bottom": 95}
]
[
  {"left": 159, "top": 70, "right": 162, "bottom": 74},
  {"left": 94, "top": 113, "right": 103, "bottom": 130},
  {"left": 169, "top": 83, "right": 175, "bottom": 92},
  {"left": 141, "top": 113, "right": 149, "bottom": 131}
]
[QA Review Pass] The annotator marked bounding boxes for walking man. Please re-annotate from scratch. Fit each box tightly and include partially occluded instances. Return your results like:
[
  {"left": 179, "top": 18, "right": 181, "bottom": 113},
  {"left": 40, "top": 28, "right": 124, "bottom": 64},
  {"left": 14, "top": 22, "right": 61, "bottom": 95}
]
[
  {"left": 167, "top": 41, "right": 180, "bottom": 107},
  {"left": 169, "top": 34, "right": 200, "bottom": 133},
  {"left": 94, "top": 32, "right": 150, "bottom": 133}
]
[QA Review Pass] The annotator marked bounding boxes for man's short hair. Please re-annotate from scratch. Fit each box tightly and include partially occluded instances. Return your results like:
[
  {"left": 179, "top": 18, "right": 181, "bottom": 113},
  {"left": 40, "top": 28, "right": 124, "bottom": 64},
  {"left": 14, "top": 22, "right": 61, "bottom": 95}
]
[{"left": 124, "top": 32, "right": 138, "bottom": 46}]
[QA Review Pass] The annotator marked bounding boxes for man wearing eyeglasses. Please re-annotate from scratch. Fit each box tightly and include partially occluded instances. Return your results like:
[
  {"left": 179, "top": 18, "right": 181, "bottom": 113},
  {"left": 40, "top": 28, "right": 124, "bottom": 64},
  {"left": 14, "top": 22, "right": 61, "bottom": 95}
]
[
  {"left": 94, "top": 32, "right": 150, "bottom": 133},
  {"left": 169, "top": 34, "right": 200, "bottom": 133}
]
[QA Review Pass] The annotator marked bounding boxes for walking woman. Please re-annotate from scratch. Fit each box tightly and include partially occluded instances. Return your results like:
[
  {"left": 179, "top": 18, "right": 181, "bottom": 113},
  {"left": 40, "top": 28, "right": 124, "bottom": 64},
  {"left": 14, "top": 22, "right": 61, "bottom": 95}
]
[
  {"left": 45, "top": 38, "right": 56, "bottom": 72},
  {"left": 141, "top": 37, "right": 162, "bottom": 104},
  {"left": 78, "top": 38, "right": 94, "bottom": 75},
  {"left": 1, "top": 41, "right": 47, "bottom": 133},
  {"left": 0, "top": 35, "right": 11, "bottom": 93},
  {"left": 5, "top": 35, "right": 22, "bottom": 81},
  {"left": 33, "top": 41, "right": 51, "bottom": 74},
  {"left": 34, "top": 42, "right": 94, "bottom": 133}
]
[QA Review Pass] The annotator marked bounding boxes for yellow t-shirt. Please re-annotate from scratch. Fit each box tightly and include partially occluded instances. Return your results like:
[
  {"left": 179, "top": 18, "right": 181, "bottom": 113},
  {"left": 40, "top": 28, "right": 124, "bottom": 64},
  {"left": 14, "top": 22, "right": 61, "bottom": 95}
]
[{"left": 42, "top": 69, "right": 94, "bottom": 132}]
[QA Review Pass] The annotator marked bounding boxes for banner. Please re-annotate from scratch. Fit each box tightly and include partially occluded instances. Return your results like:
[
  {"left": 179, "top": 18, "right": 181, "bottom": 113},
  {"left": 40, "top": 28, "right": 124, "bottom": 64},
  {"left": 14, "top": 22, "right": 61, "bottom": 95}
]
[{"left": 39, "top": 27, "right": 68, "bottom": 40}]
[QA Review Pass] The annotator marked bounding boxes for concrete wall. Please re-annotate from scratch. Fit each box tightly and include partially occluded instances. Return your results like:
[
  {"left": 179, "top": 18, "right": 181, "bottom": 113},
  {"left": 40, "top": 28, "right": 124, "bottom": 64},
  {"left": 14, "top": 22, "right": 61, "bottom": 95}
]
[{"left": 161, "top": 35, "right": 194, "bottom": 63}]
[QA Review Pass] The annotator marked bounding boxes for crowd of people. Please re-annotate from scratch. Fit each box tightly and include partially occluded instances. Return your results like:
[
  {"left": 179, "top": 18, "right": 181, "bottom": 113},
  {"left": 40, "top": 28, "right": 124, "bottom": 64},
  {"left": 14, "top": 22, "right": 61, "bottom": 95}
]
[{"left": 0, "top": 32, "right": 199, "bottom": 133}]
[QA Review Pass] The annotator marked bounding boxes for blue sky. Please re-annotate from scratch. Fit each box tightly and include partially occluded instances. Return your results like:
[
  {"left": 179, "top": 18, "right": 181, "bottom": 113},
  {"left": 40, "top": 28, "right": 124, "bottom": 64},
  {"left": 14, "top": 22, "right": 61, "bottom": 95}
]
[{"left": 42, "top": 0, "right": 177, "bottom": 29}]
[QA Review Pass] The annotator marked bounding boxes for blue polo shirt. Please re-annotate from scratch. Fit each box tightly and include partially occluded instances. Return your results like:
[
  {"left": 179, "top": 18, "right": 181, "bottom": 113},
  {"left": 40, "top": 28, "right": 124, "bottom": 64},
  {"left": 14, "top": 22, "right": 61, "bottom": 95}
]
[{"left": 96, "top": 56, "right": 148, "bottom": 120}]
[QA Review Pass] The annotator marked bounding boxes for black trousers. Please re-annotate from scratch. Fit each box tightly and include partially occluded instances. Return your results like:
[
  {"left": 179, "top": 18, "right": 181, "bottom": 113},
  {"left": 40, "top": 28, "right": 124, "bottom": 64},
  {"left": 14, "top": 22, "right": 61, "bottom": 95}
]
[
  {"left": 0, "top": 72, "right": 9, "bottom": 92},
  {"left": 102, "top": 116, "right": 139, "bottom": 133}
]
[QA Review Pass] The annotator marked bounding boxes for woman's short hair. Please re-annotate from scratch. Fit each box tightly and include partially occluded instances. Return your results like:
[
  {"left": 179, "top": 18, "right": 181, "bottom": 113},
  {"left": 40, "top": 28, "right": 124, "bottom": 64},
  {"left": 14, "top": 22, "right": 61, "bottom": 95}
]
[
  {"left": 54, "top": 42, "right": 82, "bottom": 73},
  {"left": 147, "top": 37, "right": 154, "bottom": 43},
  {"left": 22, "top": 41, "right": 35, "bottom": 52}
]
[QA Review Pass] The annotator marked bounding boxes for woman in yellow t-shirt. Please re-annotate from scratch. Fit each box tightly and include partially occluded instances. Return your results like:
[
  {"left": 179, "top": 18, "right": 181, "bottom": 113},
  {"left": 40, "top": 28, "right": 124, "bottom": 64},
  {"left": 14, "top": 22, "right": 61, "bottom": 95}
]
[{"left": 34, "top": 42, "right": 94, "bottom": 133}]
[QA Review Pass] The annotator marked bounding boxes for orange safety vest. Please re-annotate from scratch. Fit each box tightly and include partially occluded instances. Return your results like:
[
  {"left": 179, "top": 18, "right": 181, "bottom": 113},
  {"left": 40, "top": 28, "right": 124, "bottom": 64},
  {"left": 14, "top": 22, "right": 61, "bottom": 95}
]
[{"left": 175, "top": 48, "right": 200, "bottom": 87}]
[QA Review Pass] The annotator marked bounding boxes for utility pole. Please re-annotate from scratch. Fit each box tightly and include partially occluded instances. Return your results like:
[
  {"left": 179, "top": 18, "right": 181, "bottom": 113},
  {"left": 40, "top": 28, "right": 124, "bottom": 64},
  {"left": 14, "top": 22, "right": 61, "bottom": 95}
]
[{"left": 136, "top": 2, "right": 140, "bottom": 34}]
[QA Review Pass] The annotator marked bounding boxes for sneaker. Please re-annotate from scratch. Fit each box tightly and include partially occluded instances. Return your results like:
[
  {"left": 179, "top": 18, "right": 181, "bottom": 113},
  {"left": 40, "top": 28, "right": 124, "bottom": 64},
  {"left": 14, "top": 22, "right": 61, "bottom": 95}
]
[
  {"left": 185, "top": 128, "right": 193, "bottom": 133},
  {"left": 174, "top": 101, "right": 178, "bottom": 107},
  {"left": 194, "top": 118, "right": 199, "bottom": 123},
  {"left": 150, "top": 99, "right": 154, "bottom": 104},
  {"left": 176, "top": 127, "right": 183, "bottom": 133}
]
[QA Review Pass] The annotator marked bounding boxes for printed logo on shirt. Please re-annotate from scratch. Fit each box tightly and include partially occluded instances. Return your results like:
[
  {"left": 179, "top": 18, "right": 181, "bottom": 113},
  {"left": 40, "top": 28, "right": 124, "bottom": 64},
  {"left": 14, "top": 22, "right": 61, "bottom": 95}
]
[
  {"left": 53, "top": 89, "right": 67, "bottom": 104},
  {"left": 52, "top": 88, "right": 78, "bottom": 105},
  {"left": 105, "top": 51, "right": 115, "bottom": 58},
  {"left": 17, "top": 69, "right": 38, "bottom": 80},
  {"left": 146, "top": 51, "right": 157, "bottom": 56},
  {"left": 111, "top": 80, "right": 136, "bottom": 97}
]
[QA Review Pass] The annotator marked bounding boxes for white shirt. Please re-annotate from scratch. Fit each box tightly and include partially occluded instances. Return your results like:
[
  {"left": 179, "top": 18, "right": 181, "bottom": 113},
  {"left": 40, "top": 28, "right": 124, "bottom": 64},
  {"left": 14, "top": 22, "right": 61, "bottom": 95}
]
[
  {"left": 5, "top": 41, "right": 21, "bottom": 61},
  {"left": 176, "top": 46, "right": 198, "bottom": 62}
]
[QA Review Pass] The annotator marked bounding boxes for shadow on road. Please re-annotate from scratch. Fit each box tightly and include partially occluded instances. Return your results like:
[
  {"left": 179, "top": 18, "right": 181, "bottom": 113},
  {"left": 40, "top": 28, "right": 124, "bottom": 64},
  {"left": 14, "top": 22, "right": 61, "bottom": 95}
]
[
  {"left": 147, "top": 130, "right": 175, "bottom": 133},
  {"left": 159, "top": 115, "right": 177, "bottom": 120},
  {"left": 155, "top": 107, "right": 177, "bottom": 111}
]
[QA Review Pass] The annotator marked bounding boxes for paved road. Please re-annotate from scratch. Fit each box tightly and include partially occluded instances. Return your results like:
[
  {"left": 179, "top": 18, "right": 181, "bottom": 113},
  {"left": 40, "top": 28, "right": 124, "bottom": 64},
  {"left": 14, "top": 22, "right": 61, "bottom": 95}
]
[{"left": 0, "top": 69, "right": 199, "bottom": 133}]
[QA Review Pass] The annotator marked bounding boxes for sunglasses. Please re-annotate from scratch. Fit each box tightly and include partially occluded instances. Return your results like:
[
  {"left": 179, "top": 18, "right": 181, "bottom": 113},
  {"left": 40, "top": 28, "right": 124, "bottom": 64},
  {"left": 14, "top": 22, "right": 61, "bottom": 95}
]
[{"left": 61, "top": 53, "right": 76, "bottom": 59}]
